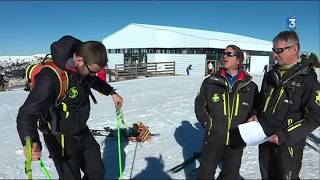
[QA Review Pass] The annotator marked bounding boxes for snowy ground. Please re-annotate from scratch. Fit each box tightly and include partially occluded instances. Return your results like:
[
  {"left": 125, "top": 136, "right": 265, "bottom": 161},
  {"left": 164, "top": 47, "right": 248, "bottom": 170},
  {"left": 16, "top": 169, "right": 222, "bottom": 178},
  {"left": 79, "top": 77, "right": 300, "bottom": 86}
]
[{"left": 0, "top": 74, "right": 319, "bottom": 179}]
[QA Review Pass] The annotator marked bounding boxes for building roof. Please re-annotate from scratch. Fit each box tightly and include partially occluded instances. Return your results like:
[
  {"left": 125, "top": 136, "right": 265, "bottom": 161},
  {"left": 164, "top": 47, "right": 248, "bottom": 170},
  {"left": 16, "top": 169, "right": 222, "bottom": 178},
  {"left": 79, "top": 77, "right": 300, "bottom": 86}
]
[{"left": 102, "top": 23, "right": 272, "bottom": 52}]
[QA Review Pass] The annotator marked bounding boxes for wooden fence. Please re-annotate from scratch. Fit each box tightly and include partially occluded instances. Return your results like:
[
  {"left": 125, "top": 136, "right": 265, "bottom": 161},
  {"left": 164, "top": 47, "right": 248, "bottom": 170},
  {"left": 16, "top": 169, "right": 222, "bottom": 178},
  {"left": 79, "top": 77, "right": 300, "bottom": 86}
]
[{"left": 114, "top": 62, "right": 175, "bottom": 81}]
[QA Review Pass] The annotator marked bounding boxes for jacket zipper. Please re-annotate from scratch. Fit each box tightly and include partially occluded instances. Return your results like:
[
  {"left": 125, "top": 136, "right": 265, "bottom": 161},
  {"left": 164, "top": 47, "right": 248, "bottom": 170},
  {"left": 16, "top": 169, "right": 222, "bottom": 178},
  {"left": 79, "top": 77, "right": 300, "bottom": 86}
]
[
  {"left": 226, "top": 92, "right": 232, "bottom": 145},
  {"left": 207, "top": 117, "right": 213, "bottom": 135},
  {"left": 272, "top": 87, "right": 285, "bottom": 114},
  {"left": 234, "top": 93, "right": 240, "bottom": 116},
  {"left": 263, "top": 88, "right": 274, "bottom": 112},
  {"left": 202, "top": 101, "right": 213, "bottom": 136},
  {"left": 225, "top": 80, "right": 251, "bottom": 145},
  {"left": 223, "top": 93, "right": 227, "bottom": 115}
]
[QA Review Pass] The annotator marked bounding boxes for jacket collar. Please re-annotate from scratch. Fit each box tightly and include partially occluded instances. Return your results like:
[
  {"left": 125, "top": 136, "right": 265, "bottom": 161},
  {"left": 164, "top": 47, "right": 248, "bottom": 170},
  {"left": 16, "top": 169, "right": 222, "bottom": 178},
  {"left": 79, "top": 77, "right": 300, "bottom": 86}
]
[
  {"left": 270, "top": 57, "right": 313, "bottom": 87},
  {"left": 208, "top": 68, "right": 251, "bottom": 91},
  {"left": 220, "top": 67, "right": 246, "bottom": 81}
]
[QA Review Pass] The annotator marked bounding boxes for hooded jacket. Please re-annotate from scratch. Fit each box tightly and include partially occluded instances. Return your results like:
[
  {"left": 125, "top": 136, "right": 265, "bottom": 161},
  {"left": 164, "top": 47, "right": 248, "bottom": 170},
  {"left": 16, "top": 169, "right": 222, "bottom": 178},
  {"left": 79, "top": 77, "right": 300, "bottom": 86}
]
[
  {"left": 195, "top": 68, "right": 259, "bottom": 145},
  {"left": 17, "top": 35, "right": 114, "bottom": 146},
  {"left": 258, "top": 58, "right": 320, "bottom": 146}
]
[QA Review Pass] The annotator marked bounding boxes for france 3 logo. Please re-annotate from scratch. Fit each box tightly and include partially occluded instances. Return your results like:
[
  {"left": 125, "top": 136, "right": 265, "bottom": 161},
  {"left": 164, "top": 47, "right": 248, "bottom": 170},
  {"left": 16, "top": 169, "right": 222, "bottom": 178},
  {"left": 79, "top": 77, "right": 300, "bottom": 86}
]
[{"left": 287, "top": 16, "right": 296, "bottom": 29}]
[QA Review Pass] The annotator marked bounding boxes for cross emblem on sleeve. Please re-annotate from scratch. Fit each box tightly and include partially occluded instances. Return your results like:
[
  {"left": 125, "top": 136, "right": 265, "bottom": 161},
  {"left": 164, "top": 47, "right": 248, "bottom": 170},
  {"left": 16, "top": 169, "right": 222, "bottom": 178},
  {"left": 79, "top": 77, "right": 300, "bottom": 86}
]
[
  {"left": 212, "top": 94, "right": 220, "bottom": 103},
  {"left": 315, "top": 90, "right": 320, "bottom": 106}
]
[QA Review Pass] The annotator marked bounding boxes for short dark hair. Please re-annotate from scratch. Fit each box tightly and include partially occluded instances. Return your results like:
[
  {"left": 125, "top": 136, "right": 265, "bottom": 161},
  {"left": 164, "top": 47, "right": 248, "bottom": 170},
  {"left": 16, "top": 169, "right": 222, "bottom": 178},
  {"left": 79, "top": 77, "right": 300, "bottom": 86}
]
[
  {"left": 273, "top": 30, "right": 300, "bottom": 50},
  {"left": 75, "top": 41, "right": 108, "bottom": 67},
  {"left": 226, "top": 44, "right": 244, "bottom": 64}
]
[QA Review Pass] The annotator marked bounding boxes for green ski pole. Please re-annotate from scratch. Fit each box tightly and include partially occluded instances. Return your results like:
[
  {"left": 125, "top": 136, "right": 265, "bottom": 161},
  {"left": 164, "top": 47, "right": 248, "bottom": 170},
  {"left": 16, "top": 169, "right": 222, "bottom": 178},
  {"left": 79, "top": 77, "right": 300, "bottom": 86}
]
[
  {"left": 118, "top": 108, "right": 129, "bottom": 130},
  {"left": 25, "top": 137, "right": 32, "bottom": 180},
  {"left": 116, "top": 108, "right": 123, "bottom": 179},
  {"left": 25, "top": 137, "right": 51, "bottom": 180},
  {"left": 38, "top": 159, "right": 52, "bottom": 180}
]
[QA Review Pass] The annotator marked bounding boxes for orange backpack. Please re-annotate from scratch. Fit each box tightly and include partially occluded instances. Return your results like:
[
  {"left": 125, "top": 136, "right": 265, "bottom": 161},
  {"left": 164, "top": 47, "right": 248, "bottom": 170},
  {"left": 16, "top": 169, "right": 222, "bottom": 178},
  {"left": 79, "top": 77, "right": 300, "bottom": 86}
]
[
  {"left": 127, "top": 122, "right": 151, "bottom": 142},
  {"left": 25, "top": 57, "right": 69, "bottom": 100}
]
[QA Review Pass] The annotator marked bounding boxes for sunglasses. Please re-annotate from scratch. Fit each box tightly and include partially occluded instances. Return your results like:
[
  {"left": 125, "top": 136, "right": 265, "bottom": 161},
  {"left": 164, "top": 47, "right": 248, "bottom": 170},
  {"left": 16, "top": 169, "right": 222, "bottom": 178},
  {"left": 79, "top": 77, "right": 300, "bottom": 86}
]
[
  {"left": 83, "top": 60, "right": 99, "bottom": 75},
  {"left": 223, "top": 51, "right": 237, "bottom": 57},
  {"left": 272, "top": 46, "right": 293, "bottom": 54}
]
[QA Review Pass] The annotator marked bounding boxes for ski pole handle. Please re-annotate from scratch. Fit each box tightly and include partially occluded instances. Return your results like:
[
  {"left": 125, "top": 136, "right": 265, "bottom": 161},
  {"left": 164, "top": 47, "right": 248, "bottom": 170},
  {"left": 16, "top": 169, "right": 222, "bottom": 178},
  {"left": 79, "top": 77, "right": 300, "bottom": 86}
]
[
  {"left": 25, "top": 137, "right": 32, "bottom": 180},
  {"left": 116, "top": 108, "right": 129, "bottom": 130}
]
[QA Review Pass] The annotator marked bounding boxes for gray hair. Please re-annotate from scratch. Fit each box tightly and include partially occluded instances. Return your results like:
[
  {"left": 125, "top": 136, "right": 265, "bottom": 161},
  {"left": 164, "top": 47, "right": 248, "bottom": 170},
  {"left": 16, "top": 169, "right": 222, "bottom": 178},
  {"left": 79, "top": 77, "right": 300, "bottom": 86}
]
[{"left": 273, "top": 30, "right": 300, "bottom": 50}]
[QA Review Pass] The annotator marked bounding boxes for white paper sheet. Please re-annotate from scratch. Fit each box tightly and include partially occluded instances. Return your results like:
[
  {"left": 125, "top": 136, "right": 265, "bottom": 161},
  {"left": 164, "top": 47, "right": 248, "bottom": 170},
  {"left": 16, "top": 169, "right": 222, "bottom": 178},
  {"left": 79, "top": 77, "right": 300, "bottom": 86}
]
[{"left": 238, "top": 121, "right": 271, "bottom": 146}]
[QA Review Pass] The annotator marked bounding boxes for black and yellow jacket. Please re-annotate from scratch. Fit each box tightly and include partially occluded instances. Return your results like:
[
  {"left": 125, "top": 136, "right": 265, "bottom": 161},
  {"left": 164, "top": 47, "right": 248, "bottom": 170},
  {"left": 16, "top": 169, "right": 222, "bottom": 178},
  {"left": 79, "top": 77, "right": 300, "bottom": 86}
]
[
  {"left": 195, "top": 68, "right": 259, "bottom": 145},
  {"left": 17, "top": 36, "right": 114, "bottom": 146},
  {"left": 259, "top": 58, "right": 320, "bottom": 147}
]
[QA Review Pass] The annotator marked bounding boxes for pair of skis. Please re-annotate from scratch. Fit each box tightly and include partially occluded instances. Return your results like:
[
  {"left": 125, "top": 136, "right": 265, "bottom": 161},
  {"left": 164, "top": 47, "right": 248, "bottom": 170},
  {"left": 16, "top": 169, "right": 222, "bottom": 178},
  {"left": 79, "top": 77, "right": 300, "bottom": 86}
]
[
  {"left": 90, "top": 127, "right": 116, "bottom": 137},
  {"left": 167, "top": 152, "right": 201, "bottom": 173},
  {"left": 90, "top": 126, "right": 159, "bottom": 138},
  {"left": 306, "top": 133, "right": 320, "bottom": 153}
]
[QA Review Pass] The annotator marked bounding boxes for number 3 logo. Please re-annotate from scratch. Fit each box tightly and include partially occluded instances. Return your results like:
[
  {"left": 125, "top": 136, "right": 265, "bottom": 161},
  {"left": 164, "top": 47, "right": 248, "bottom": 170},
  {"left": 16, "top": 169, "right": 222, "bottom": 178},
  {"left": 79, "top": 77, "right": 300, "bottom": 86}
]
[{"left": 288, "top": 16, "right": 296, "bottom": 29}]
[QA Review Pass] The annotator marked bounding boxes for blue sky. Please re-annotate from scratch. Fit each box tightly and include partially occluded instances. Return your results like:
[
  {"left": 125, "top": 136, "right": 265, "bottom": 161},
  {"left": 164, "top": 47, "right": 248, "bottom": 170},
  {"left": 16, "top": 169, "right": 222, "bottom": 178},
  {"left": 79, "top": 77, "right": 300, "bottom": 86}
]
[{"left": 0, "top": 1, "right": 319, "bottom": 56}]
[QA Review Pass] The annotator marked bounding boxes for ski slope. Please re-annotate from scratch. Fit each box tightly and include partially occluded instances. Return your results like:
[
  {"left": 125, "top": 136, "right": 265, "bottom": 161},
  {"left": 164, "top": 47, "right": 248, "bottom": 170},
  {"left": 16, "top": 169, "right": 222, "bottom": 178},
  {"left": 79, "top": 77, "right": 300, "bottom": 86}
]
[{"left": 0, "top": 74, "right": 319, "bottom": 179}]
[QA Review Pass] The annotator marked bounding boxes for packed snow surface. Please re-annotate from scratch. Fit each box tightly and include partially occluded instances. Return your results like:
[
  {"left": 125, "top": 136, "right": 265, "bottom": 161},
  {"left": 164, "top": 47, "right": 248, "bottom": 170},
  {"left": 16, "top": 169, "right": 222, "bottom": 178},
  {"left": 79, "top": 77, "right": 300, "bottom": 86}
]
[{"left": 0, "top": 74, "right": 319, "bottom": 179}]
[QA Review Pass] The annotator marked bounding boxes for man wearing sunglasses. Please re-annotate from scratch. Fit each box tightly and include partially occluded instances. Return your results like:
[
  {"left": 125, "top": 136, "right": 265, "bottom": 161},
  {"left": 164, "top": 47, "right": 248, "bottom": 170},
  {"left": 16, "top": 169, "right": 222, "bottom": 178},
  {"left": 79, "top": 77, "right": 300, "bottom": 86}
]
[
  {"left": 254, "top": 31, "right": 320, "bottom": 179},
  {"left": 195, "top": 45, "right": 259, "bottom": 179},
  {"left": 17, "top": 35, "right": 123, "bottom": 179}
]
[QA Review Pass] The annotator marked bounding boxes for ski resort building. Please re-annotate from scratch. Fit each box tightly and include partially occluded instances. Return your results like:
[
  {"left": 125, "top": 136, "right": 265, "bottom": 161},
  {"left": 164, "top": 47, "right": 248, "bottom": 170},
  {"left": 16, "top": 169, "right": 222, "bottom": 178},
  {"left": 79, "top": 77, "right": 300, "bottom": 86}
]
[{"left": 102, "top": 23, "right": 273, "bottom": 76}]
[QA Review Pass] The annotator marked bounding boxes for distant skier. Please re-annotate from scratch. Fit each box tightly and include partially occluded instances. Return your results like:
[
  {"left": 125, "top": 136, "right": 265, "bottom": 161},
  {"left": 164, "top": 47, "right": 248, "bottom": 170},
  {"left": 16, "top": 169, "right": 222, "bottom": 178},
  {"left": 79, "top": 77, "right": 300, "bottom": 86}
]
[
  {"left": 186, "top": 64, "right": 192, "bottom": 76},
  {"left": 0, "top": 72, "right": 8, "bottom": 90},
  {"left": 208, "top": 62, "right": 214, "bottom": 75}
]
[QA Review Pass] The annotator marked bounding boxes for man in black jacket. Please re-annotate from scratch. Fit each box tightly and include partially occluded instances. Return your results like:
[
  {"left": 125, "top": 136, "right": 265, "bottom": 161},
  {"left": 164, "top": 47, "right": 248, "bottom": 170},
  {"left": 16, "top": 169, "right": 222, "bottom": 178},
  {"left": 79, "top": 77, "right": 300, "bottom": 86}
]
[
  {"left": 17, "top": 35, "right": 123, "bottom": 179},
  {"left": 250, "top": 31, "right": 320, "bottom": 179},
  {"left": 195, "top": 45, "right": 259, "bottom": 179}
]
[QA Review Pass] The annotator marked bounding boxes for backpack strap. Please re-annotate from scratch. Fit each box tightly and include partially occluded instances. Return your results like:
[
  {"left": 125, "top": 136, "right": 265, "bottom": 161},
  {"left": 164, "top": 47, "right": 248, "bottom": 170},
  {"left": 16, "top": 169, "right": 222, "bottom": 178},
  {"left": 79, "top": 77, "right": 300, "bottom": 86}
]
[
  {"left": 25, "top": 64, "right": 36, "bottom": 81},
  {"left": 29, "top": 64, "right": 42, "bottom": 87},
  {"left": 42, "top": 60, "right": 69, "bottom": 100},
  {"left": 27, "top": 59, "right": 69, "bottom": 101}
]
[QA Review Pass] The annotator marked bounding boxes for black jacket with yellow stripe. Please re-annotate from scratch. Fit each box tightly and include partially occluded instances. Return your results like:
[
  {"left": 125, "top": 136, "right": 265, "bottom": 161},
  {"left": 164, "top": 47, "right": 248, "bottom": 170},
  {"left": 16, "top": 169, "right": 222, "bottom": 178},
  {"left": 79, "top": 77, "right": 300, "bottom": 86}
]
[
  {"left": 195, "top": 68, "right": 259, "bottom": 145},
  {"left": 17, "top": 36, "right": 114, "bottom": 146},
  {"left": 258, "top": 58, "right": 320, "bottom": 147}
]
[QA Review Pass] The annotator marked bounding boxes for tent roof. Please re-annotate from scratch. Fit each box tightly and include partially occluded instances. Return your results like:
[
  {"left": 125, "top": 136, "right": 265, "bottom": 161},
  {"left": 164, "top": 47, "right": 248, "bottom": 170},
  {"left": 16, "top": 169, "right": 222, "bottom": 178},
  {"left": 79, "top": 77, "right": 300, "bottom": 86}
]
[{"left": 102, "top": 23, "right": 272, "bottom": 52}]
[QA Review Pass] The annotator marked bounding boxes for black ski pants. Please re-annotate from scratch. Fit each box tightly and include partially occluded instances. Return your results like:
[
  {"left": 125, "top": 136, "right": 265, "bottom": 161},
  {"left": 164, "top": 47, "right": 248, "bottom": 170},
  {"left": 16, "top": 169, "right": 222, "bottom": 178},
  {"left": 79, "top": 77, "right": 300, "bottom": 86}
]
[
  {"left": 43, "top": 132, "right": 105, "bottom": 179},
  {"left": 196, "top": 142, "right": 244, "bottom": 179},
  {"left": 259, "top": 142, "right": 304, "bottom": 180}
]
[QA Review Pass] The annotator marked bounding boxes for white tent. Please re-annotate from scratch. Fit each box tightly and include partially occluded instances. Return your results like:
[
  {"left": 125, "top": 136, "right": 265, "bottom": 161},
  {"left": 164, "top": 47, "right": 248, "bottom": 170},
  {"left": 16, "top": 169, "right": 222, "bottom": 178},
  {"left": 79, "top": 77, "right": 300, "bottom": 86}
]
[{"left": 102, "top": 23, "right": 272, "bottom": 75}]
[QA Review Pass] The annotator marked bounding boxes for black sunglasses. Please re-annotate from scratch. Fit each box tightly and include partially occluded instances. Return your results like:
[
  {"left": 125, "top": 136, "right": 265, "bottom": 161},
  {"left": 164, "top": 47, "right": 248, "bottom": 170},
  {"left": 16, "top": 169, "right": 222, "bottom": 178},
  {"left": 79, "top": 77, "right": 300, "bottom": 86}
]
[
  {"left": 83, "top": 60, "right": 98, "bottom": 75},
  {"left": 272, "top": 46, "right": 293, "bottom": 54},
  {"left": 223, "top": 51, "right": 237, "bottom": 57}
]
